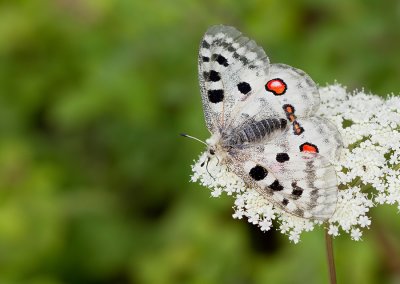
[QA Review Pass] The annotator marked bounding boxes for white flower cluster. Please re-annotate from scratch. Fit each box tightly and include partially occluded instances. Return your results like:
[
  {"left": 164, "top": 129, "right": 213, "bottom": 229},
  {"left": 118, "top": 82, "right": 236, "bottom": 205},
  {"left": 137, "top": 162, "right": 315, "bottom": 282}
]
[{"left": 191, "top": 84, "right": 400, "bottom": 243}]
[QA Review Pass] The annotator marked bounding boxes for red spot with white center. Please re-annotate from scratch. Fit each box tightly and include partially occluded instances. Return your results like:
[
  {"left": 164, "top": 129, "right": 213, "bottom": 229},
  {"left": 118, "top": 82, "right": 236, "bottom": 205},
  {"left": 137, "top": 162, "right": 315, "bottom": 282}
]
[
  {"left": 265, "top": 78, "right": 287, "bottom": 95},
  {"left": 300, "top": 142, "right": 319, "bottom": 153}
]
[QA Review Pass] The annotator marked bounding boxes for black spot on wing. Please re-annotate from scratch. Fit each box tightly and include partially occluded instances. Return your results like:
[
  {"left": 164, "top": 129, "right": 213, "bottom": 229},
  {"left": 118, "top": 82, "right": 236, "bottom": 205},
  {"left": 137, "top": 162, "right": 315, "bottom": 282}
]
[
  {"left": 205, "top": 70, "right": 221, "bottom": 82},
  {"left": 249, "top": 165, "right": 268, "bottom": 181},
  {"left": 292, "top": 188, "right": 303, "bottom": 197},
  {"left": 202, "top": 56, "right": 210, "bottom": 62},
  {"left": 291, "top": 182, "right": 303, "bottom": 197},
  {"left": 269, "top": 180, "right": 283, "bottom": 191},
  {"left": 202, "top": 40, "right": 210, "bottom": 49},
  {"left": 276, "top": 153, "right": 290, "bottom": 163},
  {"left": 282, "top": 198, "right": 289, "bottom": 206},
  {"left": 232, "top": 52, "right": 249, "bottom": 65},
  {"left": 237, "top": 82, "right": 251, "bottom": 94},
  {"left": 208, "top": 90, "right": 224, "bottom": 103},
  {"left": 213, "top": 54, "right": 229, "bottom": 67}
]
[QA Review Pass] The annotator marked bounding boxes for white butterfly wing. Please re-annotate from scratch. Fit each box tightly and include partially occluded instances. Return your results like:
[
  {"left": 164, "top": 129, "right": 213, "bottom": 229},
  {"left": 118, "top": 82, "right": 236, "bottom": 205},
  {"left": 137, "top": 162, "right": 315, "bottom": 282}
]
[
  {"left": 225, "top": 63, "right": 321, "bottom": 131},
  {"left": 228, "top": 147, "right": 337, "bottom": 220},
  {"left": 226, "top": 115, "right": 342, "bottom": 220},
  {"left": 198, "top": 25, "right": 270, "bottom": 133},
  {"left": 279, "top": 116, "right": 343, "bottom": 161}
]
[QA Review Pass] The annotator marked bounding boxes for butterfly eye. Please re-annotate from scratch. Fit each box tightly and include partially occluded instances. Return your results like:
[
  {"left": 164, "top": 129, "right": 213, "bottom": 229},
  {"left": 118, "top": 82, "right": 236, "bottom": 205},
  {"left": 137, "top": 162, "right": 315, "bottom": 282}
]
[{"left": 209, "top": 149, "right": 215, "bottom": 155}]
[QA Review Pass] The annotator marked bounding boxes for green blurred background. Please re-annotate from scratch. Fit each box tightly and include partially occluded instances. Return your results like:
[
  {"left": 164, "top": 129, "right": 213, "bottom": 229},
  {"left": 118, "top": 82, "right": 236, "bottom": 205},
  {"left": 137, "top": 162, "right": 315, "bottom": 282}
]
[{"left": 0, "top": 0, "right": 400, "bottom": 283}]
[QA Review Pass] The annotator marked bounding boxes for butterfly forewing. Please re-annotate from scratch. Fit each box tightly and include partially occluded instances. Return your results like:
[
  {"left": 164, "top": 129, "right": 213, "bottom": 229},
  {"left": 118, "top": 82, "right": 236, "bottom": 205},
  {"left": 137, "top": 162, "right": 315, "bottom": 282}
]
[{"left": 198, "top": 25, "right": 270, "bottom": 133}]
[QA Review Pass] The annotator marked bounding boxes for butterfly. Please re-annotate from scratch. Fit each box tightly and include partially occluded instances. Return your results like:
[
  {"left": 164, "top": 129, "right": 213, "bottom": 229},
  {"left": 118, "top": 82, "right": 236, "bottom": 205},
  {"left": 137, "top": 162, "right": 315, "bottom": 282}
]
[{"left": 191, "top": 25, "right": 343, "bottom": 220}]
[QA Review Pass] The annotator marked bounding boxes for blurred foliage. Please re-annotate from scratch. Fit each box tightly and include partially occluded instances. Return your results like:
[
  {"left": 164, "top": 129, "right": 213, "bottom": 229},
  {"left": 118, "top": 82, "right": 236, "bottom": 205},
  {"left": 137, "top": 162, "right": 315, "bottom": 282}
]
[{"left": 0, "top": 0, "right": 399, "bottom": 283}]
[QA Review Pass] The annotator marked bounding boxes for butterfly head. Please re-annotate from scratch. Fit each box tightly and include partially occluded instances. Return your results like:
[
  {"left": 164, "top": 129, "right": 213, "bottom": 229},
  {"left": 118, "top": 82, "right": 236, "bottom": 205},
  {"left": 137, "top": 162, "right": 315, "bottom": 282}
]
[
  {"left": 205, "top": 133, "right": 227, "bottom": 160},
  {"left": 180, "top": 132, "right": 225, "bottom": 161}
]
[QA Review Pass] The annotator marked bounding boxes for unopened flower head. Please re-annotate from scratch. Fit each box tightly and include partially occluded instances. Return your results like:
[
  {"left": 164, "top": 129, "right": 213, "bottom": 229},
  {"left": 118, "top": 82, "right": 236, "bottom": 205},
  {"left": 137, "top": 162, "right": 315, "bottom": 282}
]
[{"left": 191, "top": 84, "right": 400, "bottom": 243}]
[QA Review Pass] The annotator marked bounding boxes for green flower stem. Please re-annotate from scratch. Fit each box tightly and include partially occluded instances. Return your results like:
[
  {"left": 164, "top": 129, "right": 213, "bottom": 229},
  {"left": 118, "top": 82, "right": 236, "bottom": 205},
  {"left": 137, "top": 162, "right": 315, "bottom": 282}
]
[{"left": 325, "top": 228, "right": 337, "bottom": 284}]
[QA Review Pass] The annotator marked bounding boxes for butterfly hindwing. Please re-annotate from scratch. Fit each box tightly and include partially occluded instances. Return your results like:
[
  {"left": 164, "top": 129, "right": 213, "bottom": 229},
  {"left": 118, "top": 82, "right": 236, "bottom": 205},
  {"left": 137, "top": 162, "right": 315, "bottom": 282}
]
[
  {"left": 227, "top": 147, "right": 337, "bottom": 220},
  {"left": 266, "top": 64, "right": 321, "bottom": 118},
  {"left": 278, "top": 116, "right": 343, "bottom": 161},
  {"left": 225, "top": 63, "right": 321, "bottom": 132}
]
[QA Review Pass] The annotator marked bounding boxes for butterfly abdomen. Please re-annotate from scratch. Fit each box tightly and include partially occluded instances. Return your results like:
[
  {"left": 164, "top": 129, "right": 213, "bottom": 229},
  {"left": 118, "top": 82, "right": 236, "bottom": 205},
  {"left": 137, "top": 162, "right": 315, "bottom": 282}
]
[{"left": 227, "top": 118, "right": 287, "bottom": 145}]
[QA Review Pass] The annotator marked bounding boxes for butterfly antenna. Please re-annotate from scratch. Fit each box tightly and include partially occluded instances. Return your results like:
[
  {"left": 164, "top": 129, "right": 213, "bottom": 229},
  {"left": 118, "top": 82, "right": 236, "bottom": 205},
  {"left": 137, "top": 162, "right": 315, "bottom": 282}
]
[
  {"left": 200, "top": 156, "right": 215, "bottom": 180},
  {"left": 215, "top": 155, "right": 220, "bottom": 166},
  {"left": 181, "top": 133, "right": 214, "bottom": 179},
  {"left": 205, "top": 157, "right": 216, "bottom": 180},
  {"left": 180, "top": 133, "right": 208, "bottom": 146}
]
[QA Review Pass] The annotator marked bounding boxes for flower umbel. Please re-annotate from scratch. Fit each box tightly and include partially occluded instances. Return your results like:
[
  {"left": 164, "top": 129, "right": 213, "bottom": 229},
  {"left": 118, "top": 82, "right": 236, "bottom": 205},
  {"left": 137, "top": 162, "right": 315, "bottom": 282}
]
[{"left": 191, "top": 84, "right": 400, "bottom": 243}]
